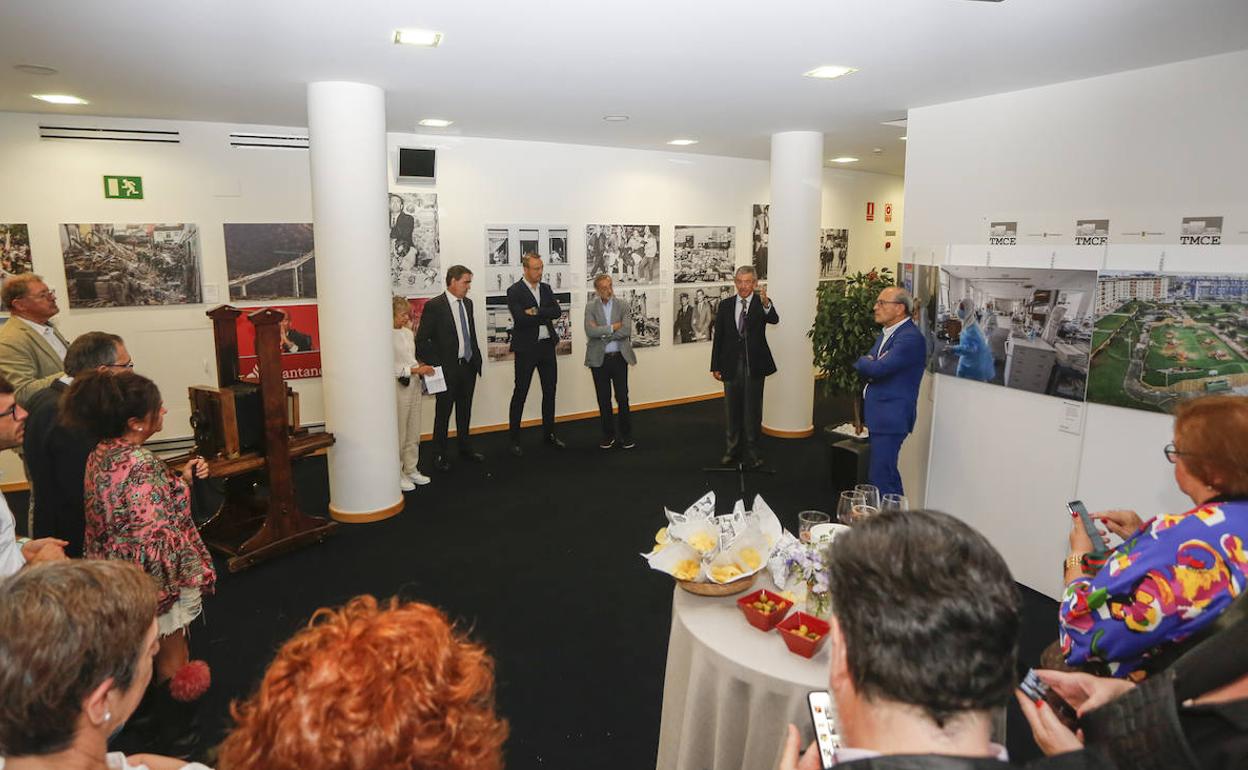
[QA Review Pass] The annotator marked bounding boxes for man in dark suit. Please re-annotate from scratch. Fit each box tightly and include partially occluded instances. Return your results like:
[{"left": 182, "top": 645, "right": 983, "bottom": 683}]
[
  {"left": 710, "top": 265, "right": 778, "bottom": 468},
  {"left": 674, "top": 292, "right": 695, "bottom": 343},
  {"left": 506, "top": 253, "right": 564, "bottom": 455},
  {"left": 24, "top": 331, "right": 130, "bottom": 556},
  {"left": 854, "top": 286, "right": 927, "bottom": 496},
  {"left": 415, "top": 265, "right": 484, "bottom": 472}
]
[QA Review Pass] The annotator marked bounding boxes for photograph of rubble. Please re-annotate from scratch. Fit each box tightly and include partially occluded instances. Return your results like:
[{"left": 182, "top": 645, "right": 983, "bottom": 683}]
[
  {"left": 59, "top": 223, "right": 202, "bottom": 308},
  {"left": 223, "top": 223, "right": 315, "bottom": 301}
]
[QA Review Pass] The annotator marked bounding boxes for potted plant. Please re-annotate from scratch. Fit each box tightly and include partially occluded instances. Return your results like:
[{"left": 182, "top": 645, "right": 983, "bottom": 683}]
[{"left": 808, "top": 267, "right": 897, "bottom": 431}]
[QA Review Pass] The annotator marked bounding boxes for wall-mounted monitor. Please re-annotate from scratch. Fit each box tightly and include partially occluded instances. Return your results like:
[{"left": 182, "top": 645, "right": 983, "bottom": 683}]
[{"left": 397, "top": 147, "right": 436, "bottom": 183}]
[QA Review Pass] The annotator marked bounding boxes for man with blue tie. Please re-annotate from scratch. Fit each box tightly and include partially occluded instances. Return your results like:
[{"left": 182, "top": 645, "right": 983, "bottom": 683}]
[
  {"left": 415, "top": 265, "right": 484, "bottom": 473},
  {"left": 854, "top": 286, "right": 926, "bottom": 496}
]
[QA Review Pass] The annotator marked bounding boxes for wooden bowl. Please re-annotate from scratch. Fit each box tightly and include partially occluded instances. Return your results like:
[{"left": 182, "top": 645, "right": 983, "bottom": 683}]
[{"left": 677, "top": 572, "right": 758, "bottom": 596}]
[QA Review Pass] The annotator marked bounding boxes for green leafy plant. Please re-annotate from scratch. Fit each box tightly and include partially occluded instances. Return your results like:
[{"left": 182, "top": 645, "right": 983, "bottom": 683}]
[{"left": 808, "top": 268, "right": 896, "bottom": 423}]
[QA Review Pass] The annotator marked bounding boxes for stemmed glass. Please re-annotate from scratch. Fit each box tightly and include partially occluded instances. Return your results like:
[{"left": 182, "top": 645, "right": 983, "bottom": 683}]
[
  {"left": 881, "top": 493, "right": 909, "bottom": 512},
  {"left": 798, "top": 510, "right": 831, "bottom": 543},
  {"left": 848, "top": 503, "right": 880, "bottom": 525},
  {"left": 854, "top": 484, "right": 880, "bottom": 510},
  {"left": 837, "top": 490, "right": 866, "bottom": 526}
]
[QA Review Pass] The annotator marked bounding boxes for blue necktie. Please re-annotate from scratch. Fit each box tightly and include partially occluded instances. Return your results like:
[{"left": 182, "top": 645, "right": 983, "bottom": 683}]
[
  {"left": 457, "top": 299, "right": 472, "bottom": 362},
  {"left": 737, "top": 299, "right": 747, "bottom": 336}
]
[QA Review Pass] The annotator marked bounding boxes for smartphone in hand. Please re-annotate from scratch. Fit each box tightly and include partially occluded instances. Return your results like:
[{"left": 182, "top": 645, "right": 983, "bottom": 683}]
[
  {"left": 1020, "top": 669, "right": 1080, "bottom": 731},
  {"left": 1067, "top": 499, "right": 1108, "bottom": 556},
  {"left": 807, "top": 690, "right": 840, "bottom": 770}
]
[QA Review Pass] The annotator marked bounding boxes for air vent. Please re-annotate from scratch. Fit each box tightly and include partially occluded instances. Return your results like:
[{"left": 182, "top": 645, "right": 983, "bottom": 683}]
[
  {"left": 229, "top": 132, "right": 309, "bottom": 150},
  {"left": 39, "top": 125, "right": 180, "bottom": 143}
]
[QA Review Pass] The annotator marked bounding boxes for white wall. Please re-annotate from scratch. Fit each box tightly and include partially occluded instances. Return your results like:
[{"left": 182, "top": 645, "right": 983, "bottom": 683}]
[
  {"left": 0, "top": 110, "right": 902, "bottom": 480},
  {"left": 903, "top": 50, "right": 1248, "bottom": 597}
]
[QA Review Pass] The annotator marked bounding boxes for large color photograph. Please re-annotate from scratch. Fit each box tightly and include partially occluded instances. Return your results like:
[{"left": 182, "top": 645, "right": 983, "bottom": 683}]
[
  {"left": 223, "top": 223, "right": 315, "bottom": 301},
  {"left": 235, "top": 303, "right": 321, "bottom": 380},
  {"left": 0, "top": 224, "right": 33, "bottom": 309},
  {"left": 1089, "top": 272, "right": 1248, "bottom": 413},
  {"left": 59, "top": 223, "right": 202, "bottom": 307}
]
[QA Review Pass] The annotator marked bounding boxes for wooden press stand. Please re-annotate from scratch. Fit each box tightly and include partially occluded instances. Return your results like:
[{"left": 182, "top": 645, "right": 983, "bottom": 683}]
[{"left": 194, "top": 305, "right": 338, "bottom": 572}]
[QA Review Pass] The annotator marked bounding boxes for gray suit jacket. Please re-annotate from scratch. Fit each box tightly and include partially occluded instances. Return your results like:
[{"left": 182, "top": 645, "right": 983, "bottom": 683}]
[
  {"left": 584, "top": 296, "right": 636, "bottom": 367},
  {"left": 0, "top": 316, "right": 69, "bottom": 407}
]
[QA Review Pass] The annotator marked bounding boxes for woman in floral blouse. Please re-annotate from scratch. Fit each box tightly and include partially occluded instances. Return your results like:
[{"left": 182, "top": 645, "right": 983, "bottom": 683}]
[
  {"left": 1060, "top": 395, "right": 1248, "bottom": 678},
  {"left": 63, "top": 370, "right": 214, "bottom": 705}
]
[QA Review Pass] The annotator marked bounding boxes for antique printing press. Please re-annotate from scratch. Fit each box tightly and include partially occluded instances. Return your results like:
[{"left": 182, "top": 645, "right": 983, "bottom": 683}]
[{"left": 186, "top": 305, "right": 337, "bottom": 571}]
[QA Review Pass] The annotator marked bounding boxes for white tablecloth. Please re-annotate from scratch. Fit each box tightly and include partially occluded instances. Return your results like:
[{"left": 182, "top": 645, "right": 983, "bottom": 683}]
[{"left": 656, "top": 576, "right": 834, "bottom": 770}]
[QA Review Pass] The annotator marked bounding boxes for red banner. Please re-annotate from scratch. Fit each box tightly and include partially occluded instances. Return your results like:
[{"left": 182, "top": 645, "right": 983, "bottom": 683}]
[{"left": 235, "top": 303, "right": 322, "bottom": 380}]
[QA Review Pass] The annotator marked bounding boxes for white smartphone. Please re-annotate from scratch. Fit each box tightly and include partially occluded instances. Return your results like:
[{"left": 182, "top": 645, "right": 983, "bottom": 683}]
[{"left": 807, "top": 690, "right": 840, "bottom": 770}]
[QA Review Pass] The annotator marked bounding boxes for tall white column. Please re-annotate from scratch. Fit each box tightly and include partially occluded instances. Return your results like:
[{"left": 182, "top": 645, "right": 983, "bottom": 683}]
[
  {"left": 307, "top": 81, "right": 403, "bottom": 521},
  {"left": 762, "top": 131, "right": 823, "bottom": 437}
]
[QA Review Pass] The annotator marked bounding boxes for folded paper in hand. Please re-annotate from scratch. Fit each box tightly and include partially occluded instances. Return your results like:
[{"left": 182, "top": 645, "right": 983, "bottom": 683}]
[{"left": 421, "top": 366, "right": 447, "bottom": 395}]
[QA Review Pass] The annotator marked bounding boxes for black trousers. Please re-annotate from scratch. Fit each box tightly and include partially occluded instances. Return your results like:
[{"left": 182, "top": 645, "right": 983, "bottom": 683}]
[
  {"left": 590, "top": 352, "right": 631, "bottom": 440},
  {"left": 434, "top": 359, "right": 478, "bottom": 456},
  {"left": 509, "top": 340, "right": 557, "bottom": 438},
  {"left": 723, "top": 355, "right": 765, "bottom": 461}
]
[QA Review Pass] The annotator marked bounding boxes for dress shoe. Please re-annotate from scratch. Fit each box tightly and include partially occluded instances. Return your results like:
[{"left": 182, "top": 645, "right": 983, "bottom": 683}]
[
  {"left": 720, "top": 454, "right": 738, "bottom": 467},
  {"left": 599, "top": 437, "right": 616, "bottom": 450},
  {"left": 434, "top": 456, "right": 452, "bottom": 472},
  {"left": 460, "top": 450, "right": 486, "bottom": 463},
  {"left": 545, "top": 434, "right": 566, "bottom": 449},
  {"left": 620, "top": 438, "right": 636, "bottom": 449},
  {"left": 409, "top": 470, "right": 432, "bottom": 486},
  {"left": 510, "top": 443, "right": 524, "bottom": 457}
]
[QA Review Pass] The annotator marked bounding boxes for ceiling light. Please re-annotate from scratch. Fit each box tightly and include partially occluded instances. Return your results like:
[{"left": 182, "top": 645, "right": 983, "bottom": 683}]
[
  {"left": 602, "top": 115, "right": 629, "bottom": 122},
  {"left": 829, "top": 157, "right": 859, "bottom": 163},
  {"left": 667, "top": 139, "right": 698, "bottom": 146},
  {"left": 32, "top": 94, "right": 87, "bottom": 105},
  {"left": 14, "top": 64, "right": 58, "bottom": 76},
  {"left": 419, "top": 118, "right": 453, "bottom": 128},
  {"left": 803, "top": 65, "right": 859, "bottom": 80},
  {"left": 393, "top": 28, "right": 443, "bottom": 47},
  {"left": 900, "top": 136, "right": 907, "bottom": 141}
]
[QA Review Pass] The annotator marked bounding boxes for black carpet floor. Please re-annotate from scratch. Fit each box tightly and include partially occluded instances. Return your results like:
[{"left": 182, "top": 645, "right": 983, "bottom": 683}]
[{"left": 8, "top": 397, "right": 1060, "bottom": 767}]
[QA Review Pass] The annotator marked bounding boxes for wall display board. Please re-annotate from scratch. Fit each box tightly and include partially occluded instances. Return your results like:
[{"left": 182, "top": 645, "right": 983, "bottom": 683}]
[
  {"left": 818, "top": 228, "right": 849, "bottom": 280},
  {"left": 672, "top": 284, "right": 732, "bottom": 345},
  {"left": 674, "top": 225, "right": 735, "bottom": 283},
  {"left": 235, "top": 303, "right": 321, "bottom": 380},
  {"left": 919, "top": 264, "right": 1097, "bottom": 401},
  {"left": 751, "top": 204, "right": 769, "bottom": 280},
  {"left": 388, "top": 192, "right": 440, "bottom": 296},
  {"left": 0, "top": 224, "right": 33, "bottom": 309},
  {"left": 587, "top": 287, "right": 660, "bottom": 348},
  {"left": 484, "top": 292, "right": 573, "bottom": 362},
  {"left": 484, "top": 225, "right": 570, "bottom": 294},
  {"left": 223, "top": 223, "right": 315, "bottom": 300},
  {"left": 1088, "top": 271, "right": 1248, "bottom": 414},
  {"left": 585, "top": 224, "right": 659, "bottom": 285},
  {"left": 59, "top": 223, "right": 202, "bottom": 307}
]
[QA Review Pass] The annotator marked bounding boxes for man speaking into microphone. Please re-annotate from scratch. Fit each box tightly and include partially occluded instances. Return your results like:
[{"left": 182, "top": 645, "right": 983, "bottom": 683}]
[{"left": 710, "top": 265, "right": 778, "bottom": 468}]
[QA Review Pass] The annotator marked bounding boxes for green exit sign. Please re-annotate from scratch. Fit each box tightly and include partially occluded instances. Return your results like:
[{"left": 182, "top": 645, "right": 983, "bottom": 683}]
[{"left": 103, "top": 175, "right": 143, "bottom": 199}]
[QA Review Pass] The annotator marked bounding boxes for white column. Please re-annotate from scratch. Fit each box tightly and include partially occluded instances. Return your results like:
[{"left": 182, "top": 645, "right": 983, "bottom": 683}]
[
  {"left": 307, "top": 81, "right": 403, "bottom": 521},
  {"left": 762, "top": 131, "right": 823, "bottom": 437}
]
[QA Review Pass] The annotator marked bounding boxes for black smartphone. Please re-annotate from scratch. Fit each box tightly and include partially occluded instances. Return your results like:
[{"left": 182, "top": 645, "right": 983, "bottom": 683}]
[
  {"left": 1067, "top": 500, "right": 1108, "bottom": 556},
  {"left": 1020, "top": 669, "right": 1080, "bottom": 731},
  {"left": 807, "top": 690, "right": 840, "bottom": 770}
]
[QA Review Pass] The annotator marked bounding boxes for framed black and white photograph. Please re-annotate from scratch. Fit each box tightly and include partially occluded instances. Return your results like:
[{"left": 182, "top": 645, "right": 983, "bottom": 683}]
[
  {"left": 58, "top": 223, "right": 202, "bottom": 308},
  {"left": 0, "top": 224, "right": 33, "bottom": 309},
  {"left": 751, "top": 205, "right": 769, "bottom": 281},
  {"left": 674, "top": 225, "right": 735, "bottom": 283},
  {"left": 484, "top": 225, "right": 571, "bottom": 295},
  {"left": 585, "top": 224, "right": 660, "bottom": 285},
  {"left": 589, "top": 287, "right": 661, "bottom": 348},
  {"left": 819, "top": 228, "right": 849, "bottom": 280},
  {"left": 223, "top": 223, "right": 316, "bottom": 301},
  {"left": 548, "top": 229, "right": 568, "bottom": 264},
  {"left": 672, "top": 284, "right": 732, "bottom": 345},
  {"left": 389, "top": 192, "right": 440, "bottom": 296},
  {"left": 485, "top": 291, "right": 573, "bottom": 361},
  {"left": 519, "top": 228, "right": 540, "bottom": 260}
]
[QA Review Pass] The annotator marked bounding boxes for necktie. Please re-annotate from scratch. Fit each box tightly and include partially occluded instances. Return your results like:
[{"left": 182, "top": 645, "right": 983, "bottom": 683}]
[
  {"left": 737, "top": 299, "right": 747, "bottom": 336},
  {"left": 457, "top": 299, "right": 472, "bottom": 362}
]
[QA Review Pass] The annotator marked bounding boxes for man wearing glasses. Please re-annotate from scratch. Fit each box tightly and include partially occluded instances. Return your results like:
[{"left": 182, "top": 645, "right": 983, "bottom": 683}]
[
  {"left": 0, "top": 374, "right": 68, "bottom": 578},
  {"left": 855, "top": 287, "right": 926, "bottom": 496},
  {"left": 0, "top": 274, "right": 70, "bottom": 407},
  {"left": 23, "top": 332, "right": 131, "bottom": 557}
]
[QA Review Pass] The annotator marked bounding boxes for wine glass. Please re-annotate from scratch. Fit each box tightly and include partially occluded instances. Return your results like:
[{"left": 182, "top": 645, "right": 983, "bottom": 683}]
[
  {"left": 849, "top": 504, "right": 879, "bottom": 525},
  {"left": 854, "top": 484, "right": 880, "bottom": 509},
  {"left": 881, "top": 493, "right": 909, "bottom": 512},
  {"left": 837, "top": 490, "right": 866, "bottom": 525},
  {"left": 798, "top": 510, "right": 831, "bottom": 543}
]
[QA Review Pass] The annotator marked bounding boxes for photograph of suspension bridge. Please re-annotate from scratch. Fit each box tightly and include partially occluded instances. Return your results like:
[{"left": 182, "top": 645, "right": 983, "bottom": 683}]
[
  {"left": 59, "top": 223, "right": 202, "bottom": 307},
  {"left": 1089, "top": 271, "right": 1248, "bottom": 414},
  {"left": 223, "top": 223, "right": 316, "bottom": 301}
]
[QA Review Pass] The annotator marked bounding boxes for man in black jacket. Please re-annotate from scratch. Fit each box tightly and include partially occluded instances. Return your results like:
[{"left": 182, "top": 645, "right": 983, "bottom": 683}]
[
  {"left": 24, "top": 331, "right": 130, "bottom": 556},
  {"left": 505, "top": 253, "right": 564, "bottom": 456},
  {"left": 415, "top": 265, "right": 484, "bottom": 472},
  {"left": 709, "top": 265, "right": 777, "bottom": 468}
]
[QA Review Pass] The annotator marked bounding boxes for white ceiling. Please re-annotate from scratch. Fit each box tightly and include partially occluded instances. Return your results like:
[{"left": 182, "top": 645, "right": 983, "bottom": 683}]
[{"left": 2, "top": 0, "right": 1247, "bottom": 176}]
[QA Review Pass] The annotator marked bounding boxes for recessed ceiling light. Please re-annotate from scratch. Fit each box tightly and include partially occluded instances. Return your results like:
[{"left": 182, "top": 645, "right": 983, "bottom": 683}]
[
  {"left": 419, "top": 118, "right": 453, "bottom": 128},
  {"left": 803, "top": 65, "right": 859, "bottom": 80},
  {"left": 829, "top": 157, "right": 859, "bottom": 163},
  {"left": 667, "top": 139, "right": 698, "bottom": 146},
  {"left": 32, "top": 94, "right": 87, "bottom": 105},
  {"left": 393, "top": 28, "right": 443, "bottom": 47},
  {"left": 14, "top": 64, "right": 58, "bottom": 76},
  {"left": 602, "top": 115, "right": 629, "bottom": 122}
]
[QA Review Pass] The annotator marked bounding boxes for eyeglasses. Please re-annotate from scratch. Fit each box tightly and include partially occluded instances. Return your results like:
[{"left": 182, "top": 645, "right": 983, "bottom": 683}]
[
  {"left": 0, "top": 403, "right": 20, "bottom": 420},
  {"left": 1163, "top": 443, "right": 1193, "bottom": 464},
  {"left": 25, "top": 290, "right": 55, "bottom": 300},
  {"left": 107, "top": 361, "right": 135, "bottom": 369},
  {"left": 873, "top": 300, "right": 905, "bottom": 307}
]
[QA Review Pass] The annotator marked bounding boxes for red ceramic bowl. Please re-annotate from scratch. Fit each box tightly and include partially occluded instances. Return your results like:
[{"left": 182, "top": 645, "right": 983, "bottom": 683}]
[
  {"left": 736, "top": 589, "right": 792, "bottom": 631},
  {"left": 776, "top": 612, "right": 831, "bottom": 658}
]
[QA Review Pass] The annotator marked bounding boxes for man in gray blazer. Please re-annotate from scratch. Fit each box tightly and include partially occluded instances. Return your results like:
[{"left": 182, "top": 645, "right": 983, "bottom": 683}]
[
  {"left": 0, "top": 274, "right": 69, "bottom": 407},
  {"left": 584, "top": 275, "right": 636, "bottom": 449}
]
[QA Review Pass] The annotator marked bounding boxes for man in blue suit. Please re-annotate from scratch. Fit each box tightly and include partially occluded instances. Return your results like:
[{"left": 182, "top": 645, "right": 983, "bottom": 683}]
[{"left": 854, "top": 287, "right": 926, "bottom": 496}]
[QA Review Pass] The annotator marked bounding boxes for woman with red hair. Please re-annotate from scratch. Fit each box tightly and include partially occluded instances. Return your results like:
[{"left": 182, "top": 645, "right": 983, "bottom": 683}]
[{"left": 217, "top": 595, "right": 508, "bottom": 770}]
